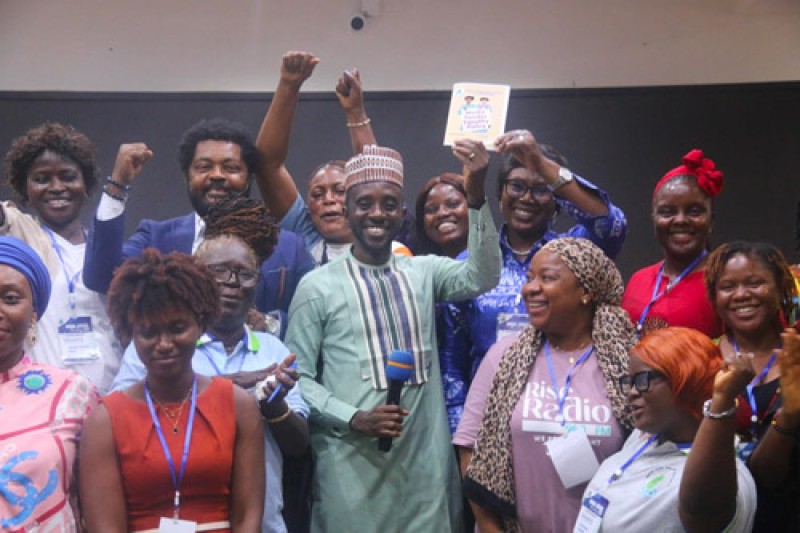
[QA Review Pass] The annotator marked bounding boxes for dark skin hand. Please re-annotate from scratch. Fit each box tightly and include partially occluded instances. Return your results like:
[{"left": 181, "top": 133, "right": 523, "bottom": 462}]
[{"left": 350, "top": 405, "right": 409, "bottom": 439}]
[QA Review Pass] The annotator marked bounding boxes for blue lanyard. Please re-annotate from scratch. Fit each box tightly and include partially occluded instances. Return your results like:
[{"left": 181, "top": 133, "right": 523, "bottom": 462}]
[
  {"left": 42, "top": 225, "right": 85, "bottom": 312},
  {"left": 543, "top": 341, "right": 594, "bottom": 426},
  {"left": 637, "top": 251, "right": 707, "bottom": 335},
  {"left": 145, "top": 376, "right": 198, "bottom": 519},
  {"left": 200, "top": 331, "right": 249, "bottom": 375},
  {"left": 733, "top": 339, "right": 779, "bottom": 438},
  {"left": 608, "top": 434, "right": 658, "bottom": 484}
]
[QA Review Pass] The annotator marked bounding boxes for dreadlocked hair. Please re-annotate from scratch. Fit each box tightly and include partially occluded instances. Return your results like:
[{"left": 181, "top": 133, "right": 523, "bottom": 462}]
[
  {"left": 204, "top": 196, "right": 279, "bottom": 264},
  {"left": 107, "top": 249, "right": 220, "bottom": 343}
]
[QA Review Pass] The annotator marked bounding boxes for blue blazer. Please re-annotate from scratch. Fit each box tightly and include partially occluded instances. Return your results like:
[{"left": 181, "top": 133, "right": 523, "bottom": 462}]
[{"left": 83, "top": 212, "right": 314, "bottom": 318}]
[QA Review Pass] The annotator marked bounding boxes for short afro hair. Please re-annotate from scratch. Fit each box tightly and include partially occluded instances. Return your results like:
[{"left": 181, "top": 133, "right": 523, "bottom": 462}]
[
  {"left": 4, "top": 122, "right": 98, "bottom": 200},
  {"left": 177, "top": 118, "right": 259, "bottom": 179},
  {"left": 107, "top": 249, "right": 220, "bottom": 344}
]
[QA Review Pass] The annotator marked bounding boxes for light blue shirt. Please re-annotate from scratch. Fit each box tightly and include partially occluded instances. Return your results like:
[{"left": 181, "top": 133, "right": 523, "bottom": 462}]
[{"left": 111, "top": 326, "right": 309, "bottom": 533}]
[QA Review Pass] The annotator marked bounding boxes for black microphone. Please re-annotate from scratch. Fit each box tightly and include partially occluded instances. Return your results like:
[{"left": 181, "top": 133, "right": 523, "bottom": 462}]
[{"left": 378, "top": 350, "right": 414, "bottom": 452}]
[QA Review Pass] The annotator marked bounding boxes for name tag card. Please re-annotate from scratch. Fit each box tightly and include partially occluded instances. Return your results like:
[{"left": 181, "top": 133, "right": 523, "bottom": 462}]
[
  {"left": 545, "top": 428, "right": 599, "bottom": 489},
  {"left": 58, "top": 316, "right": 101, "bottom": 364},
  {"left": 158, "top": 517, "right": 196, "bottom": 532}
]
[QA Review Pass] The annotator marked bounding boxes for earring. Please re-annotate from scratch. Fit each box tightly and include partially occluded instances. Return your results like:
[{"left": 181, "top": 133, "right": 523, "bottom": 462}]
[
  {"left": 27, "top": 315, "right": 37, "bottom": 347},
  {"left": 582, "top": 296, "right": 591, "bottom": 305}
]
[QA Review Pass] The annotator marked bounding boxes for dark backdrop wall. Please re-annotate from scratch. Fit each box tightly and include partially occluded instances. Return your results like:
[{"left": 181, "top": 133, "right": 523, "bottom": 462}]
[{"left": 1, "top": 82, "right": 798, "bottom": 278}]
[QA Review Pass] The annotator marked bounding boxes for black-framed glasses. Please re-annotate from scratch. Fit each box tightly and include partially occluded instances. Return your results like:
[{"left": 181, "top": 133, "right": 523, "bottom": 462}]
[
  {"left": 504, "top": 180, "right": 553, "bottom": 200},
  {"left": 619, "top": 370, "right": 664, "bottom": 395},
  {"left": 206, "top": 263, "right": 259, "bottom": 286}
]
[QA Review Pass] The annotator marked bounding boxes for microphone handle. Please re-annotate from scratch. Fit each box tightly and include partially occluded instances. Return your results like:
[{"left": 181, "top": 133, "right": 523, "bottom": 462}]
[{"left": 378, "top": 380, "right": 404, "bottom": 452}]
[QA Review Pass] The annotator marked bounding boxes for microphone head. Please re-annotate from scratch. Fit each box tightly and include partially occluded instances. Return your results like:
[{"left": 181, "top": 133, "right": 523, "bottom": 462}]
[{"left": 385, "top": 350, "right": 414, "bottom": 382}]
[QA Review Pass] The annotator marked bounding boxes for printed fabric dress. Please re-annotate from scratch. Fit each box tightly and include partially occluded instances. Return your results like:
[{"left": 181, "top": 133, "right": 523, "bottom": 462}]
[{"left": 0, "top": 357, "right": 98, "bottom": 532}]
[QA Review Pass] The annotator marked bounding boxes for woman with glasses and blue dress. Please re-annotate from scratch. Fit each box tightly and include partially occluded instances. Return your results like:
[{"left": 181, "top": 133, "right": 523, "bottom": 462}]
[
  {"left": 576, "top": 326, "right": 756, "bottom": 532},
  {"left": 435, "top": 129, "right": 627, "bottom": 435}
]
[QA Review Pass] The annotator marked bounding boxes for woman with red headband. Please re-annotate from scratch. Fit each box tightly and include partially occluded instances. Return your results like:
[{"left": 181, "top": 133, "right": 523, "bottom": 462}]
[{"left": 622, "top": 149, "right": 724, "bottom": 338}]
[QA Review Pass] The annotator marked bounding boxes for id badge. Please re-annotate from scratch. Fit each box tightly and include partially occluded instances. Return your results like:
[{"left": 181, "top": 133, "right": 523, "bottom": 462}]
[
  {"left": 573, "top": 491, "right": 609, "bottom": 533},
  {"left": 158, "top": 517, "right": 197, "bottom": 532},
  {"left": 545, "top": 428, "right": 600, "bottom": 489},
  {"left": 496, "top": 312, "right": 529, "bottom": 340},
  {"left": 58, "top": 316, "right": 100, "bottom": 364}
]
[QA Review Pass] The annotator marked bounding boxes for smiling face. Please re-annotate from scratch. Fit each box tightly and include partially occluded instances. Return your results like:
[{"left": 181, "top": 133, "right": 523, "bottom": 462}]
[
  {"left": 25, "top": 150, "right": 87, "bottom": 230},
  {"left": 307, "top": 166, "right": 352, "bottom": 244},
  {"left": 186, "top": 140, "right": 250, "bottom": 216},
  {"left": 713, "top": 252, "right": 781, "bottom": 336},
  {"left": 131, "top": 303, "right": 202, "bottom": 381},
  {"left": 196, "top": 236, "right": 258, "bottom": 329},
  {"left": 345, "top": 182, "right": 405, "bottom": 265},
  {"left": 652, "top": 177, "right": 712, "bottom": 263},
  {"left": 422, "top": 183, "right": 469, "bottom": 257},
  {"left": 0, "top": 265, "right": 35, "bottom": 372},
  {"left": 522, "top": 250, "right": 589, "bottom": 335},
  {"left": 500, "top": 167, "right": 556, "bottom": 243}
]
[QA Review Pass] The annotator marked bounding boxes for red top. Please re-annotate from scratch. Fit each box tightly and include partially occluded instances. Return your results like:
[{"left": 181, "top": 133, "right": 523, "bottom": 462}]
[
  {"left": 622, "top": 262, "right": 722, "bottom": 338},
  {"left": 103, "top": 377, "right": 235, "bottom": 532}
]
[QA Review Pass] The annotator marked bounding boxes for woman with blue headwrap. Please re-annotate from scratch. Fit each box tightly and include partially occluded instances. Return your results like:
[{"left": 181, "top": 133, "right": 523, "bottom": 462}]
[{"left": 0, "top": 235, "right": 99, "bottom": 532}]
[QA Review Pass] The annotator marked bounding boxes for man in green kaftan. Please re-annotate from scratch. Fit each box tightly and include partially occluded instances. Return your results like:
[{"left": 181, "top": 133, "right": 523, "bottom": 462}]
[{"left": 286, "top": 145, "right": 500, "bottom": 532}]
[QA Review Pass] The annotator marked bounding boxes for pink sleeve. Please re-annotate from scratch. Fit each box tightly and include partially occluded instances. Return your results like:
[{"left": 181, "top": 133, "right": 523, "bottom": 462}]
[{"left": 452, "top": 334, "right": 517, "bottom": 447}]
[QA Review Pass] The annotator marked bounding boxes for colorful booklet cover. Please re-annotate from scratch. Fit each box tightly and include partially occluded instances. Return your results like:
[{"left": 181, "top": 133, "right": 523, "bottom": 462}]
[{"left": 443, "top": 82, "right": 510, "bottom": 150}]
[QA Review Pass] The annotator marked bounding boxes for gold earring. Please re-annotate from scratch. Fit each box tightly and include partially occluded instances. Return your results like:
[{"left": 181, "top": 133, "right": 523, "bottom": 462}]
[{"left": 582, "top": 296, "right": 590, "bottom": 305}]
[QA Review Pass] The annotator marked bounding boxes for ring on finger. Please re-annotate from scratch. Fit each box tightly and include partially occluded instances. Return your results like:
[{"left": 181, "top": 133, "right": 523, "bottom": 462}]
[
  {"left": 468, "top": 152, "right": 476, "bottom": 161},
  {"left": 517, "top": 134, "right": 524, "bottom": 141}
]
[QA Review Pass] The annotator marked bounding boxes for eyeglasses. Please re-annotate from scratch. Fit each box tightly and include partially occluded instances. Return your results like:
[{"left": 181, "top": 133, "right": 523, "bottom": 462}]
[
  {"left": 618, "top": 370, "right": 664, "bottom": 395},
  {"left": 504, "top": 180, "right": 553, "bottom": 200},
  {"left": 206, "top": 263, "right": 259, "bottom": 286}
]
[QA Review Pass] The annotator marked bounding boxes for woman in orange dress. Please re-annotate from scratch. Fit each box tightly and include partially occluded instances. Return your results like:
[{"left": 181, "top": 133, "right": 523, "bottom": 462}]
[{"left": 79, "top": 250, "right": 264, "bottom": 532}]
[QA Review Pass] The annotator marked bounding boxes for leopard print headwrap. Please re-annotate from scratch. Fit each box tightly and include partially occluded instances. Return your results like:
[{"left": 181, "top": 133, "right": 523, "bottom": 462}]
[{"left": 463, "top": 237, "right": 635, "bottom": 528}]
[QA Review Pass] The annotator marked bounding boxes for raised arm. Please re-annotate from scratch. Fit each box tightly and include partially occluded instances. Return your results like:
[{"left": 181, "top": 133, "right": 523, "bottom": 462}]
[
  {"left": 679, "top": 353, "right": 755, "bottom": 532},
  {"left": 748, "top": 329, "right": 800, "bottom": 489},
  {"left": 495, "top": 129, "right": 608, "bottom": 216},
  {"left": 335, "top": 68, "right": 377, "bottom": 154},
  {"left": 83, "top": 143, "right": 153, "bottom": 292},
  {"left": 255, "top": 51, "right": 319, "bottom": 220}
]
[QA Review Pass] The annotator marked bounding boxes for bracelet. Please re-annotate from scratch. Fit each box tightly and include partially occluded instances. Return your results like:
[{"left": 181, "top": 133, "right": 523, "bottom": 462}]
[
  {"left": 771, "top": 419, "right": 799, "bottom": 437},
  {"left": 105, "top": 175, "right": 131, "bottom": 191},
  {"left": 346, "top": 117, "right": 371, "bottom": 128},
  {"left": 264, "top": 408, "right": 292, "bottom": 424},
  {"left": 102, "top": 185, "right": 128, "bottom": 203},
  {"left": 702, "top": 398, "right": 739, "bottom": 419}
]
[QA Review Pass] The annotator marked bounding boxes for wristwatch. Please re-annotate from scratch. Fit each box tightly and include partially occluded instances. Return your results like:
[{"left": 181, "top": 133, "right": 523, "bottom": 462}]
[{"left": 548, "top": 166, "right": 574, "bottom": 192}]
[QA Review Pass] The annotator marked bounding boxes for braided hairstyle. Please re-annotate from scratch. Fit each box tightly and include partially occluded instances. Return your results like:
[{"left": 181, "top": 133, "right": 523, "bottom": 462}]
[
  {"left": 203, "top": 196, "right": 279, "bottom": 264},
  {"left": 107, "top": 249, "right": 220, "bottom": 344}
]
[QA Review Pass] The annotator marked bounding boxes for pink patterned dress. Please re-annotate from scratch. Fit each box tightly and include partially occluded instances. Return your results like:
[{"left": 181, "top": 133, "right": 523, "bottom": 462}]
[{"left": 0, "top": 356, "right": 98, "bottom": 532}]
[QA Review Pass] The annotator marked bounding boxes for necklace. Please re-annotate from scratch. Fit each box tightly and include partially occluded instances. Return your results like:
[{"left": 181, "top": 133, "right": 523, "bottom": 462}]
[
  {"left": 509, "top": 245, "right": 533, "bottom": 257},
  {"left": 153, "top": 386, "right": 193, "bottom": 435},
  {"left": 548, "top": 340, "right": 593, "bottom": 364}
]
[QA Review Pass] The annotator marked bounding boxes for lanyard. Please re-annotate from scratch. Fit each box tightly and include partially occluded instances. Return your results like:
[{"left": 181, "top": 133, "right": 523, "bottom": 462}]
[
  {"left": 543, "top": 341, "right": 594, "bottom": 425},
  {"left": 733, "top": 339, "right": 779, "bottom": 438},
  {"left": 42, "top": 225, "right": 85, "bottom": 312},
  {"left": 637, "top": 251, "right": 707, "bottom": 335},
  {"left": 200, "top": 331, "right": 249, "bottom": 375},
  {"left": 607, "top": 434, "right": 658, "bottom": 484},
  {"left": 145, "top": 376, "right": 198, "bottom": 519}
]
